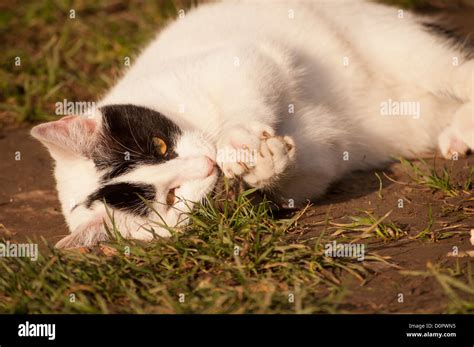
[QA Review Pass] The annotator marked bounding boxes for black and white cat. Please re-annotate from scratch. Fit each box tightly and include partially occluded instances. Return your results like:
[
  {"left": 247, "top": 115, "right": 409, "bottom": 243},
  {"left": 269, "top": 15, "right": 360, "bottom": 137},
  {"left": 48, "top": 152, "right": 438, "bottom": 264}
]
[{"left": 31, "top": 0, "right": 473, "bottom": 248}]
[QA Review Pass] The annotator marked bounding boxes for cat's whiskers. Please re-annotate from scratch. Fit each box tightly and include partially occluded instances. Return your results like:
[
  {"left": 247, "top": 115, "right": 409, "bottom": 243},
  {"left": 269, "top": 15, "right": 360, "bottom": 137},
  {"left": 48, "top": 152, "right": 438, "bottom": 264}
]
[
  {"left": 100, "top": 120, "right": 144, "bottom": 157},
  {"left": 108, "top": 133, "right": 143, "bottom": 157},
  {"left": 126, "top": 115, "right": 146, "bottom": 154}
]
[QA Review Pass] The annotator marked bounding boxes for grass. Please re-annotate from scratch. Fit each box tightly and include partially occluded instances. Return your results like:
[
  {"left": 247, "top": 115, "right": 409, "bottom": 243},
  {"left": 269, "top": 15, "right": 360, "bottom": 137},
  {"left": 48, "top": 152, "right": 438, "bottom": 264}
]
[
  {"left": 398, "top": 157, "right": 470, "bottom": 197},
  {"left": 0, "top": 186, "right": 388, "bottom": 314},
  {"left": 414, "top": 205, "right": 435, "bottom": 240},
  {"left": 0, "top": 0, "right": 199, "bottom": 125},
  {"left": 330, "top": 210, "right": 406, "bottom": 241},
  {"left": 402, "top": 261, "right": 474, "bottom": 313}
]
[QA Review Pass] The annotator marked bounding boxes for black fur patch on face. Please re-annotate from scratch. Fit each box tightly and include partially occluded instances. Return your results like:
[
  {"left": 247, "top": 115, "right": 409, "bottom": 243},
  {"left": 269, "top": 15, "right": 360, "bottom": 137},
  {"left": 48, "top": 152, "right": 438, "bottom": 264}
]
[
  {"left": 86, "top": 182, "right": 156, "bottom": 217},
  {"left": 94, "top": 104, "right": 182, "bottom": 180}
]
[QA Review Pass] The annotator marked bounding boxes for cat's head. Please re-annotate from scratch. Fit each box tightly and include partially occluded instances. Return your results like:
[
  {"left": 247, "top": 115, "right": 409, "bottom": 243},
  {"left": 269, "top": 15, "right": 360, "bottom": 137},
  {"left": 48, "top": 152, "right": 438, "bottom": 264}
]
[{"left": 31, "top": 104, "right": 218, "bottom": 249}]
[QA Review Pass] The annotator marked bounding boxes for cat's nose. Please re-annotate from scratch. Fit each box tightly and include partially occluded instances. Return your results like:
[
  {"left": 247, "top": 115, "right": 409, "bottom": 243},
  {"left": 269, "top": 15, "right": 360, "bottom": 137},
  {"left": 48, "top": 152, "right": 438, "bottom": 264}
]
[{"left": 205, "top": 156, "right": 217, "bottom": 176}]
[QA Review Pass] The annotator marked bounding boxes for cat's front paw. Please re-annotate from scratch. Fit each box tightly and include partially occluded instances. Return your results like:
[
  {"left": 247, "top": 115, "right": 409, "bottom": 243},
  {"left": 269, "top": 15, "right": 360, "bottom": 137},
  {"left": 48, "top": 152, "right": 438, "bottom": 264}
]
[{"left": 216, "top": 123, "right": 295, "bottom": 189}]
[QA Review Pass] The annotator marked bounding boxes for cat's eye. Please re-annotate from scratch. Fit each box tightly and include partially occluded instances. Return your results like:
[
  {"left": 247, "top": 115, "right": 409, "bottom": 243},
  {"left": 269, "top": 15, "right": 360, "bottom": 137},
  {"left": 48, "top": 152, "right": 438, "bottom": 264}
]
[
  {"left": 166, "top": 188, "right": 176, "bottom": 206},
  {"left": 153, "top": 137, "right": 167, "bottom": 155}
]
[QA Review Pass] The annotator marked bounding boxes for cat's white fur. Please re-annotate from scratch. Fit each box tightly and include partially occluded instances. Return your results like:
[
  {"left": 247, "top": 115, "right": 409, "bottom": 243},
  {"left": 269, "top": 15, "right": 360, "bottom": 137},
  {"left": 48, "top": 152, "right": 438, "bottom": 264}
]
[{"left": 32, "top": 0, "right": 473, "bottom": 248}]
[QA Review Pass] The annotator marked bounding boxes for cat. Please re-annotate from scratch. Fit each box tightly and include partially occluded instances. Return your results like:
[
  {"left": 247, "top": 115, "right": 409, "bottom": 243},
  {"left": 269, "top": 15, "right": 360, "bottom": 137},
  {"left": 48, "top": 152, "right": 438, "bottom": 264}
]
[{"left": 31, "top": 0, "right": 473, "bottom": 248}]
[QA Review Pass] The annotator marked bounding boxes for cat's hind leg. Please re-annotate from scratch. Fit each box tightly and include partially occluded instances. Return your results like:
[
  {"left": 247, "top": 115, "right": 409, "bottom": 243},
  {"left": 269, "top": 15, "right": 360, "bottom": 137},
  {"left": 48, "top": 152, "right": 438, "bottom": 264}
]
[{"left": 438, "top": 101, "right": 474, "bottom": 159}]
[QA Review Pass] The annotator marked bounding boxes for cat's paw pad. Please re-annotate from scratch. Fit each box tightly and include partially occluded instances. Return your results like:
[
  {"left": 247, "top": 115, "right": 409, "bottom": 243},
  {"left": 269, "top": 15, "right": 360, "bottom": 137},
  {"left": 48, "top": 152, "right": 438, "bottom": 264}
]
[
  {"left": 217, "top": 124, "right": 295, "bottom": 188},
  {"left": 243, "top": 134, "right": 295, "bottom": 188}
]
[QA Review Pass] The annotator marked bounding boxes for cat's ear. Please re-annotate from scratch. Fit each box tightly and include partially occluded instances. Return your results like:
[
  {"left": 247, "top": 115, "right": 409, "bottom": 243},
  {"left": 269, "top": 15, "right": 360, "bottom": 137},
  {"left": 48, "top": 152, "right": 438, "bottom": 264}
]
[
  {"left": 30, "top": 115, "right": 98, "bottom": 160},
  {"left": 55, "top": 216, "right": 109, "bottom": 249}
]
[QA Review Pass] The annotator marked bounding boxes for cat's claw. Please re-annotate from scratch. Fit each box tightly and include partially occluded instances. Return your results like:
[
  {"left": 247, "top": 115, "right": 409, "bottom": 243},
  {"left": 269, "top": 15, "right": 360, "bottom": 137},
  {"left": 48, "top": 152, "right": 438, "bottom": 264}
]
[{"left": 217, "top": 124, "right": 295, "bottom": 189}]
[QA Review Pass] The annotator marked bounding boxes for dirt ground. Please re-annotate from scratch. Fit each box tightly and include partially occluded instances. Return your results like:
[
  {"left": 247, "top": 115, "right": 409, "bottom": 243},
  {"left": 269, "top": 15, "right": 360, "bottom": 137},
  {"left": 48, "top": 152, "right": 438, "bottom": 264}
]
[
  {"left": 1, "top": 125, "right": 473, "bottom": 313},
  {"left": 297, "top": 156, "right": 474, "bottom": 313},
  {"left": 0, "top": 126, "right": 66, "bottom": 244}
]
